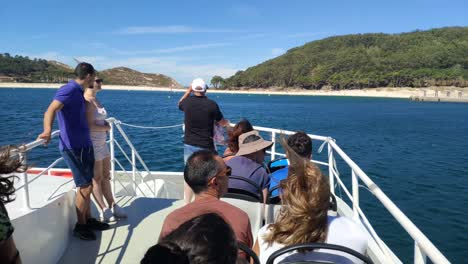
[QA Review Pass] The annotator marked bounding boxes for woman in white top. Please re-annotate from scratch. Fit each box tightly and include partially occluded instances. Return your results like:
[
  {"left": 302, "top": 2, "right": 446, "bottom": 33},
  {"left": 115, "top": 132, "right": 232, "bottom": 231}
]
[
  {"left": 253, "top": 142, "right": 368, "bottom": 264},
  {"left": 84, "top": 78, "right": 127, "bottom": 222}
]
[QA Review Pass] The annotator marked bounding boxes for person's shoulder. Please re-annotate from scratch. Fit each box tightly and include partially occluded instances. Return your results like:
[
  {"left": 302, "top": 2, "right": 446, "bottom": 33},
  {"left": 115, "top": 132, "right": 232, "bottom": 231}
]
[
  {"left": 225, "top": 155, "right": 241, "bottom": 164},
  {"left": 58, "top": 81, "right": 80, "bottom": 94},
  {"left": 204, "top": 97, "right": 220, "bottom": 106},
  {"left": 85, "top": 97, "right": 97, "bottom": 106},
  {"left": 218, "top": 200, "right": 249, "bottom": 218},
  {"left": 205, "top": 96, "right": 217, "bottom": 103},
  {"left": 182, "top": 95, "right": 198, "bottom": 105},
  {"left": 329, "top": 216, "right": 358, "bottom": 227},
  {"left": 167, "top": 203, "right": 189, "bottom": 217},
  {"left": 329, "top": 216, "right": 368, "bottom": 238},
  {"left": 258, "top": 224, "right": 272, "bottom": 236}
]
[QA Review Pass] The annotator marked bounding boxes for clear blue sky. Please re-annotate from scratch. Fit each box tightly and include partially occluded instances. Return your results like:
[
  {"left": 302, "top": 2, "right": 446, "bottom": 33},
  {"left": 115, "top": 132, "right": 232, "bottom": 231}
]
[{"left": 1, "top": 0, "right": 467, "bottom": 85}]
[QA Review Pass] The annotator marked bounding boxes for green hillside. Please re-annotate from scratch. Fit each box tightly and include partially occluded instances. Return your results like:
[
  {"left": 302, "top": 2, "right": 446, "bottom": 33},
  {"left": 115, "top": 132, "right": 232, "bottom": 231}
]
[
  {"left": 0, "top": 53, "right": 181, "bottom": 87},
  {"left": 0, "top": 53, "right": 74, "bottom": 83},
  {"left": 225, "top": 27, "right": 468, "bottom": 89}
]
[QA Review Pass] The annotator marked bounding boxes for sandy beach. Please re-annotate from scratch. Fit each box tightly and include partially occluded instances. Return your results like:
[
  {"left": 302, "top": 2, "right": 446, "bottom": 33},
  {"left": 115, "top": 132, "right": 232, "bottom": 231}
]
[{"left": 1, "top": 82, "right": 466, "bottom": 99}]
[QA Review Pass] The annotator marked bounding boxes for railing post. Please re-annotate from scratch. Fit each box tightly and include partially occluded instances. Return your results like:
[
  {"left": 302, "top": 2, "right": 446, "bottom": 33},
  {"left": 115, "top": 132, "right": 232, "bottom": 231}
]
[
  {"left": 415, "top": 242, "right": 427, "bottom": 264},
  {"left": 109, "top": 120, "right": 116, "bottom": 195},
  {"left": 327, "top": 142, "right": 335, "bottom": 195},
  {"left": 132, "top": 149, "right": 136, "bottom": 195},
  {"left": 19, "top": 152, "right": 31, "bottom": 210},
  {"left": 270, "top": 131, "right": 276, "bottom": 161},
  {"left": 352, "top": 170, "right": 359, "bottom": 221},
  {"left": 153, "top": 178, "right": 157, "bottom": 198}
]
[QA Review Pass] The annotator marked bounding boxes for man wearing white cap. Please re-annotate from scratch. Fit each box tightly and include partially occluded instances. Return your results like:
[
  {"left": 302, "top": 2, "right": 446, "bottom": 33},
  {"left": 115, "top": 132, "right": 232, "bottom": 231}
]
[{"left": 178, "top": 78, "right": 228, "bottom": 203}]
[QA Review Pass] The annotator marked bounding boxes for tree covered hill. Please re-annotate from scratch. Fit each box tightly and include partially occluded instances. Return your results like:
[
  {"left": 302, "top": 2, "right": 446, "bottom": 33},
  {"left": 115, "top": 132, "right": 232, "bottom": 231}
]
[
  {"left": 99, "top": 67, "right": 181, "bottom": 88},
  {"left": 0, "top": 53, "right": 181, "bottom": 88},
  {"left": 225, "top": 27, "right": 468, "bottom": 90},
  {"left": 0, "top": 53, "right": 74, "bottom": 83}
]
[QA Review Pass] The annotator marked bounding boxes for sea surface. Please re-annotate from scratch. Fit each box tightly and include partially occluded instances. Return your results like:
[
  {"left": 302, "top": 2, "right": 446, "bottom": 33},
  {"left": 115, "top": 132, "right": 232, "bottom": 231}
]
[{"left": 1, "top": 88, "right": 467, "bottom": 263}]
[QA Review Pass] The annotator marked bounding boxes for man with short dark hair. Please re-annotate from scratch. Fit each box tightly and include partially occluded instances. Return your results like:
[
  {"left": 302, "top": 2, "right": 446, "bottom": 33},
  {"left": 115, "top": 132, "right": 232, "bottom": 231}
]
[
  {"left": 287, "top": 131, "right": 312, "bottom": 158},
  {"left": 270, "top": 131, "right": 312, "bottom": 196},
  {"left": 178, "top": 78, "right": 228, "bottom": 203},
  {"left": 38, "top": 62, "right": 108, "bottom": 241},
  {"left": 160, "top": 150, "right": 253, "bottom": 252}
]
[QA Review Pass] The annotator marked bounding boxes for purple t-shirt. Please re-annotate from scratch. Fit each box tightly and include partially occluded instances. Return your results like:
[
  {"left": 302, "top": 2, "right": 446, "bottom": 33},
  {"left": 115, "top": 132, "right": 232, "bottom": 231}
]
[
  {"left": 53, "top": 80, "right": 92, "bottom": 150},
  {"left": 226, "top": 156, "right": 270, "bottom": 195}
]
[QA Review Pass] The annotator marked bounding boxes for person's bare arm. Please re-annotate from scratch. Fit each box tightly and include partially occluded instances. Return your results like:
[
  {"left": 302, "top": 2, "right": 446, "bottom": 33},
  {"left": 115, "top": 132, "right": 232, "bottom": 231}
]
[
  {"left": 178, "top": 85, "right": 192, "bottom": 106},
  {"left": 252, "top": 239, "right": 260, "bottom": 264},
  {"left": 262, "top": 188, "right": 269, "bottom": 203},
  {"left": 37, "top": 100, "right": 63, "bottom": 145},
  {"left": 217, "top": 118, "right": 229, "bottom": 127},
  {"left": 85, "top": 101, "right": 110, "bottom": 132}
]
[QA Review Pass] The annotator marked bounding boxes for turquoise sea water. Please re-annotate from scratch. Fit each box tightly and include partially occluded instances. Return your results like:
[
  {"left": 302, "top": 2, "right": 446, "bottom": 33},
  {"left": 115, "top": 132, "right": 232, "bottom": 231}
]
[{"left": 1, "top": 88, "right": 467, "bottom": 263}]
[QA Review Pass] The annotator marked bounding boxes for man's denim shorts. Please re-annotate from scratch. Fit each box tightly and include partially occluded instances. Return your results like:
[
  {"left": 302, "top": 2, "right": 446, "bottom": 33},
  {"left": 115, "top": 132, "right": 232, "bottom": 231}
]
[
  {"left": 183, "top": 144, "right": 206, "bottom": 163},
  {"left": 61, "top": 147, "right": 95, "bottom": 187}
]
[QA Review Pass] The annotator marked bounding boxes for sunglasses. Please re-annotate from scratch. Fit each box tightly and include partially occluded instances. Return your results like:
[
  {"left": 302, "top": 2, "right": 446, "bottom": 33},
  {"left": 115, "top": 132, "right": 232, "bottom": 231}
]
[{"left": 95, "top": 79, "right": 103, "bottom": 83}]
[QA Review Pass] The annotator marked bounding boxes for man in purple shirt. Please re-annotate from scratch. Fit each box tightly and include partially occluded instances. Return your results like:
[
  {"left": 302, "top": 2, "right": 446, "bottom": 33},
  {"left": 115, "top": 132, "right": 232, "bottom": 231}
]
[{"left": 38, "top": 62, "right": 108, "bottom": 240}]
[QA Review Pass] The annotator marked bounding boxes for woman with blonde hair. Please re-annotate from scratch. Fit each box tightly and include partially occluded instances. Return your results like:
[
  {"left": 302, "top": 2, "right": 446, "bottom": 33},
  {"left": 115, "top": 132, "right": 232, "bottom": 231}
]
[
  {"left": 84, "top": 78, "right": 127, "bottom": 222},
  {"left": 253, "top": 142, "right": 368, "bottom": 263}
]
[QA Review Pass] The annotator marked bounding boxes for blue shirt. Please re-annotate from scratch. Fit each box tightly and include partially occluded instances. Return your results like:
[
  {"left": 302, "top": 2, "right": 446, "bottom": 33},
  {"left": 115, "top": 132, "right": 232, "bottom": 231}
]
[
  {"left": 53, "top": 80, "right": 92, "bottom": 150},
  {"left": 226, "top": 156, "right": 270, "bottom": 196},
  {"left": 269, "top": 167, "right": 289, "bottom": 196}
]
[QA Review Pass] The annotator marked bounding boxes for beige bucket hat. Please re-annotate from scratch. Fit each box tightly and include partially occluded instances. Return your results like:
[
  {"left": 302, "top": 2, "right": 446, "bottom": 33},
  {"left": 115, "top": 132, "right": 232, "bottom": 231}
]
[{"left": 236, "top": 130, "right": 273, "bottom": 156}]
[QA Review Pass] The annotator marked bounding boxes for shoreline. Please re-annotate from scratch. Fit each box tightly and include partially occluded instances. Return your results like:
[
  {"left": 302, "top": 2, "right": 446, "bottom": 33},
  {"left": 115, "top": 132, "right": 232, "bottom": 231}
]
[{"left": 1, "top": 82, "right": 466, "bottom": 99}]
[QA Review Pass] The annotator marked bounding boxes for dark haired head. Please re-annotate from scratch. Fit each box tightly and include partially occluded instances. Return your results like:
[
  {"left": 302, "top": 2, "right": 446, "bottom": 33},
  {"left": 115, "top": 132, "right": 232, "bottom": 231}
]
[
  {"left": 141, "top": 243, "right": 188, "bottom": 264},
  {"left": 74, "top": 62, "right": 96, "bottom": 80},
  {"left": 142, "top": 213, "right": 237, "bottom": 264},
  {"left": 227, "top": 119, "right": 254, "bottom": 153},
  {"left": 184, "top": 150, "right": 222, "bottom": 194},
  {"left": 0, "top": 145, "right": 26, "bottom": 203},
  {"left": 287, "top": 131, "right": 312, "bottom": 158}
]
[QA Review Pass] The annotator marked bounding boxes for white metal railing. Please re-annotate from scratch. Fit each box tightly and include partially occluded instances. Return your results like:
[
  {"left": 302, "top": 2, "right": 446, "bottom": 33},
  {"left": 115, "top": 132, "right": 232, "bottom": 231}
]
[
  {"left": 11, "top": 130, "right": 62, "bottom": 209},
  {"left": 11, "top": 118, "right": 161, "bottom": 211},
  {"left": 107, "top": 117, "right": 160, "bottom": 197},
  {"left": 252, "top": 124, "right": 450, "bottom": 264}
]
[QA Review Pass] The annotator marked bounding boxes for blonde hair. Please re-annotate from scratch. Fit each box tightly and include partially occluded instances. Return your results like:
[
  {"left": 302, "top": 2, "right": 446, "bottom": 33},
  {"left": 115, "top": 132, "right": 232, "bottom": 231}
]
[{"left": 264, "top": 140, "right": 330, "bottom": 247}]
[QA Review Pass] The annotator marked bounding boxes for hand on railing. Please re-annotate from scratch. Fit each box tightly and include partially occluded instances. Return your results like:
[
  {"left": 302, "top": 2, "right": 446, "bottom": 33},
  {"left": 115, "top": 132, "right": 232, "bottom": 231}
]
[{"left": 37, "top": 131, "right": 52, "bottom": 146}]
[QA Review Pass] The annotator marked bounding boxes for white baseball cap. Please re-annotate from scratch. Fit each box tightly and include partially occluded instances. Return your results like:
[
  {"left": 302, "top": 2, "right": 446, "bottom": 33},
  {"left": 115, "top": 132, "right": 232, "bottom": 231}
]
[{"left": 191, "top": 78, "right": 207, "bottom": 92}]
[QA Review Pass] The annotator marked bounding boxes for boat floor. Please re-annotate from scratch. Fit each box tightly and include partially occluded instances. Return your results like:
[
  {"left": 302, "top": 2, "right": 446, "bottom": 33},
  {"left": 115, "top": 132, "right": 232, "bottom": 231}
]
[{"left": 58, "top": 196, "right": 185, "bottom": 264}]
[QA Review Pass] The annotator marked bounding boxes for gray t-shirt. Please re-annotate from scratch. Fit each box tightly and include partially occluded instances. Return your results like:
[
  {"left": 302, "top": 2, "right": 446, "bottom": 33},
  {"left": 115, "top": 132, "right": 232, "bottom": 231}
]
[{"left": 226, "top": 156, "right": 270, "bottom": 196}]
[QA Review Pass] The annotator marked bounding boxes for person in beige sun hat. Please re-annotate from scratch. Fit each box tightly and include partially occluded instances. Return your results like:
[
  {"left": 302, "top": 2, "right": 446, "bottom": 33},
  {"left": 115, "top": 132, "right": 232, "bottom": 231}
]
[
  {"left": 236, "top": 131, "right": 273, "bottom": 156},
  {"left": 226, "top": 130, "right": 273, "bottom": 202}
]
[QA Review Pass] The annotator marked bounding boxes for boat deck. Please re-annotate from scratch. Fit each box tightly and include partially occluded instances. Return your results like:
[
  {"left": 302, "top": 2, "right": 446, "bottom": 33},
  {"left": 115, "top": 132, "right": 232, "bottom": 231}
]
[{"left": 58, "top": 197, "right": 184, "bottom": 264}]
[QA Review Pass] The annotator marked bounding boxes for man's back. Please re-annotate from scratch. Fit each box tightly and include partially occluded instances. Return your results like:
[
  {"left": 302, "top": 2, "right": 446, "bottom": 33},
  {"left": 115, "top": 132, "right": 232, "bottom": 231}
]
[
  {"left": 227, "top": 156, "right": 270, "bottom": 196},
  {"left": 160, "top": 197, "right": 253, "bottom": 247},
  {"left": 179, "top": 96, "right": 223, "bottom": 149}
]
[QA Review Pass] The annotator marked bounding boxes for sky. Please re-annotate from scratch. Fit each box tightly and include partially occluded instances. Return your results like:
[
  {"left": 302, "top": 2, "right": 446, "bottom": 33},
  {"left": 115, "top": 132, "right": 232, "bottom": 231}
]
[{"left": 1, "top": 0, "right": 467, "bottom": 85}]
